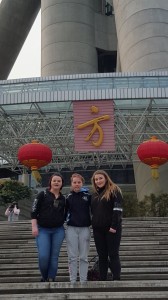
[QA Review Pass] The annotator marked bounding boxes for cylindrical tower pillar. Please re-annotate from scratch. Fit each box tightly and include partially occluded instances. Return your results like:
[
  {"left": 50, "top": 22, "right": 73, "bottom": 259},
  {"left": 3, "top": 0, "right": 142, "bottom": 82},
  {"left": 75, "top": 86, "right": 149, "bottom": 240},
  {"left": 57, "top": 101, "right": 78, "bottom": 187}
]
[
  {"left": 0, "top": 0, "right": 40, "bottom": 80},
  {"left": 113, "top": 0, "right": 168, "bottom": 200},
  {"left": 41, "top": 0, "right": 98, "bottom": 76},
  {"left": 113, "top": 0, "right": 168, "bottom": 71}
]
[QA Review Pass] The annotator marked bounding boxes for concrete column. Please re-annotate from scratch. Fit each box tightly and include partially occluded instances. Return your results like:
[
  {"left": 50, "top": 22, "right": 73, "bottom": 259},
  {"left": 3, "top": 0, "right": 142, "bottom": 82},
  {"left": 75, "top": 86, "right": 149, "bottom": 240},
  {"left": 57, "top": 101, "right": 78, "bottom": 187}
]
[
  {"left": 133, "top": 157, "right": 168, "bottom": 201},
  {"left": 113, "top": 0, "right": 168, "bottom": 199},
  {"left": 0, "top": 0, "right": 40, "bottom": 80},
  {"left": 41, "top": 0, "right": 98, "bottom": 76},
  {"left": 113, "top": 0, "right": 168, "bottom": 71}
]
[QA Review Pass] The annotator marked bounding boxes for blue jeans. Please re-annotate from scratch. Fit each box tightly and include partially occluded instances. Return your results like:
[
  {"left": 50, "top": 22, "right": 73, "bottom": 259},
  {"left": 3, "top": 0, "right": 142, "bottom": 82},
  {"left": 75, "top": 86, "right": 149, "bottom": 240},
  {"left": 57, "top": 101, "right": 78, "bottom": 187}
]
[{"left": 36, "top": 226, "right": 65, "bottom": 280}]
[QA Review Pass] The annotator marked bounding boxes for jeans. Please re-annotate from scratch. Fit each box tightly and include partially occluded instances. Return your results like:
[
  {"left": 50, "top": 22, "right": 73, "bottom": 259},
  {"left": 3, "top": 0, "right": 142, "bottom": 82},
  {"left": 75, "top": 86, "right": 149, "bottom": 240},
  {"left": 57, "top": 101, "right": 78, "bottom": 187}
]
[{"left": 36, "top": 225, "right": 65, "bottom": 281}]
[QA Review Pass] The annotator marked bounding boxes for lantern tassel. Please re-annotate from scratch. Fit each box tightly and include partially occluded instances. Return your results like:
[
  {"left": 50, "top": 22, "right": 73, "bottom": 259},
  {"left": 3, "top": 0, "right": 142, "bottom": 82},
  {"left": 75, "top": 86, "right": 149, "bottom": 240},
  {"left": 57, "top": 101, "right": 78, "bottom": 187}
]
[
  {"left": 32, "top": 170, "right": 42, "bottom": 183},
  {"left": 151, "top": 168, "right": 159, "bottom": 180}
]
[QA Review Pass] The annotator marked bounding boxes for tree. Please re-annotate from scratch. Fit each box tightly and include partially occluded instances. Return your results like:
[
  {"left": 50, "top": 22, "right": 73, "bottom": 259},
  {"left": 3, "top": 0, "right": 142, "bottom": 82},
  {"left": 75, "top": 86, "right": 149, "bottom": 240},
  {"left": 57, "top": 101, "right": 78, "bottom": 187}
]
[{"left": 0, "top": 179, "right": 32, "bottom": 206}]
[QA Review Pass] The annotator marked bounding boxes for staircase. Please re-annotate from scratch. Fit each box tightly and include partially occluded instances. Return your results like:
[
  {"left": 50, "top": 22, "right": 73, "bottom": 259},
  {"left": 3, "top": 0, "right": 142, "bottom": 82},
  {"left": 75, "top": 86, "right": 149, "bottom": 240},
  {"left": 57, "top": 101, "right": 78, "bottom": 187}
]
[{"left": 0, "top": 217, "right": 168, "bottom": 299}]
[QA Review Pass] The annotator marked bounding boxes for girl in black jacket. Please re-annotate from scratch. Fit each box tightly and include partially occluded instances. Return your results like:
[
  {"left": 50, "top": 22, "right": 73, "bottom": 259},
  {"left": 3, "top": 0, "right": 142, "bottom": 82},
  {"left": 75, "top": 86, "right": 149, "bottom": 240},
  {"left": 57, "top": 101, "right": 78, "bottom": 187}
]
[
  {"left": 91, "top": 170, "right": 123, "bottom": 281},
  {"left": 65, "top": 173, "right": 91, "bottom": 283},
  {"left": 31, "top": 173, "right": 65, "bottom": 282}
]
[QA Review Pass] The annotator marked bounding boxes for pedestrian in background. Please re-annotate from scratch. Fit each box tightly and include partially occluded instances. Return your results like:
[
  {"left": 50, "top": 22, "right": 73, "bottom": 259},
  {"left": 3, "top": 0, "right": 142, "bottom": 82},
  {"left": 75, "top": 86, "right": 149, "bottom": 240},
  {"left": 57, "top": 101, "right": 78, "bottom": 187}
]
[
  {"left": 5, "top": 202, "right": 20, "bottom": 222},
  {"left": 31, "top": 173, "right": 65, "bottom": 282},
  {"left": 91, "top": 170, "right": 123, "bottom": 281}
]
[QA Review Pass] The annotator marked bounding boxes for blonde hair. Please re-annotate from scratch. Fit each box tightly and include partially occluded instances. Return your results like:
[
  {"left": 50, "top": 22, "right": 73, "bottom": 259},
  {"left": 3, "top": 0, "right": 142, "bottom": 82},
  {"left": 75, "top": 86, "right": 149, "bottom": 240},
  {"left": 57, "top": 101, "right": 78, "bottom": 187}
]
[
  {"left": 71, "top": 173, "right": 85, "bottom": 184},
  {"left": 91, "top": 170, "right": 121, "bottom": 201}
]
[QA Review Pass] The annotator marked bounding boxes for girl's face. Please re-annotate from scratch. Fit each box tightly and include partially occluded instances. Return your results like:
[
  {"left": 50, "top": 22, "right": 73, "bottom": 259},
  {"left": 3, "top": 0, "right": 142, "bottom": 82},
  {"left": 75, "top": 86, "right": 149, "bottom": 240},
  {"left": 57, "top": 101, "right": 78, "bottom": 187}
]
[
  {"left": 71, "top": 176, "right": 83, "bottom": 192},
  {"left": 94, "top": 173, "right": 106, "bottom": 189},
  {"left": 50, "top": 175, "right": 63, "bottom": 190}
]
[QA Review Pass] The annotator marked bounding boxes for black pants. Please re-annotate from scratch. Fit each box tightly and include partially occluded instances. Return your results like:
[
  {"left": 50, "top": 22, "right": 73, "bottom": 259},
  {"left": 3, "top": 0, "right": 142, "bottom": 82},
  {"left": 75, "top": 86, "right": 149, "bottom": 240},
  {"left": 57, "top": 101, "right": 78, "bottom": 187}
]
[{"left": 93, "top": 226, "right": 122, "bottom": 281}]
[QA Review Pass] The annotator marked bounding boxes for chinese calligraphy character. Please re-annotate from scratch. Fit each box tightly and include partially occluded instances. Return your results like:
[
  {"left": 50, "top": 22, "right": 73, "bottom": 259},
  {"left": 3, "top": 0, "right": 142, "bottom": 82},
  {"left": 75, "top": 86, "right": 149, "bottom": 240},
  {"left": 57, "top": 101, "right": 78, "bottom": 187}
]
[{"left": 77, "top": 106, "right": 110, "bottom": 147}]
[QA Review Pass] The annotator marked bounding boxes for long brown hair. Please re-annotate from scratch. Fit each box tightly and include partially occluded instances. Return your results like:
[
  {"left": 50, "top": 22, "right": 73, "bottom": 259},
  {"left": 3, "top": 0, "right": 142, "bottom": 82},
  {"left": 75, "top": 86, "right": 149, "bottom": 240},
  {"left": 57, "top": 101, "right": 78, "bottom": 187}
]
[{"left": 91, "top": 170, "right": 121, "bottom": 200}]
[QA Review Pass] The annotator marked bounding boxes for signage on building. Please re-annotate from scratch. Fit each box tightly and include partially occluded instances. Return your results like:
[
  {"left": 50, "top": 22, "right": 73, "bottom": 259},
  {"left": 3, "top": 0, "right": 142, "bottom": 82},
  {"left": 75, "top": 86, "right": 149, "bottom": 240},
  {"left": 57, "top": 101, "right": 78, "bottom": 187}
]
[{"left": 73, "top": 100, "right": 115, "bottom": 152}]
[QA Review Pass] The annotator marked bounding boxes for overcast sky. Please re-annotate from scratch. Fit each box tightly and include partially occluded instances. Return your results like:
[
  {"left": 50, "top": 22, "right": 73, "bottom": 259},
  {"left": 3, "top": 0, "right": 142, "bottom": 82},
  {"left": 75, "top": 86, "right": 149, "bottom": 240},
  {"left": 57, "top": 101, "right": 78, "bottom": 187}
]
[{"left": 8, "top": 11, "right": 41, "bottom": 80}]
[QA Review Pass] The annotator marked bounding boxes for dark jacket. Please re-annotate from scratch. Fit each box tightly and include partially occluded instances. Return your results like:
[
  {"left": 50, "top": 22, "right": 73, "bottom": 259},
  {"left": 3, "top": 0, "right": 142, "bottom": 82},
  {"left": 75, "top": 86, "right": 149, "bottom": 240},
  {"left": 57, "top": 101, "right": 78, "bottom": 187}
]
[
  {"left": 31, "top": 189, "right": 65, "bottom": 228},
  {"left": 65, "top": 190, "right": 91, "bottom": 227},
  {"left": 91, "top": 190, "right": 123, "bottom": 230}
]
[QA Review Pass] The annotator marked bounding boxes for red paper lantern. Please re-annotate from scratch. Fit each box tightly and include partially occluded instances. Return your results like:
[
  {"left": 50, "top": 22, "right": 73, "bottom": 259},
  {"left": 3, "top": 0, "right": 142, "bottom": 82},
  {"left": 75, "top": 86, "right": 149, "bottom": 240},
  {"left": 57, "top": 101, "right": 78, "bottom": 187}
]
[
  {"left": 18, "top": 140, "right": 52, "bottom": 182},
  {"left": 137, "top": 136, "right": 168, "bottom": 179}
]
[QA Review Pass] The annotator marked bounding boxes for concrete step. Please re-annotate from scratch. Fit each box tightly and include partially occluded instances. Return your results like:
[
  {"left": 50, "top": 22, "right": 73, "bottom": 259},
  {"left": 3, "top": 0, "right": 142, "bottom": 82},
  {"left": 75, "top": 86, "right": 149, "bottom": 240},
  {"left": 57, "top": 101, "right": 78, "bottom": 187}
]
[
  {"left": 0, "top": 242, "right": 167, "bottom": 250},
  {"left": 2, "top": 273, "right": 168, "bottom": 283},
  {"left": 1, "top": 267, "right": 168, "bottom": 276},
  {"left": 0, "top": 239, "right": 167, "bottom": 247},
  {"left": 0, "top": 281, "right": 168, "bottom": 298},
  {"left": 1, "top": 255, "right": 168, "bottom": 264},
  {"left": 0, "top": 280, "right": 168, "bottom": 292},
  {"left": 0, "top": 292, "right": 168, "bottom": 300},
  {"left": 1, "top": 260, "right": 168, "bottom": 270}
]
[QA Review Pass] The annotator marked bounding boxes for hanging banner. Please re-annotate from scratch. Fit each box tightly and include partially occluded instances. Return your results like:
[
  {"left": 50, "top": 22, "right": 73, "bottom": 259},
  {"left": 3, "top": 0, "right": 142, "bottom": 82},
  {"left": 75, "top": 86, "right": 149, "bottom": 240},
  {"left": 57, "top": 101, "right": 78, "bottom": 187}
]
[{"left": 73, "top": 100, "right": 115, "bottom": 152}]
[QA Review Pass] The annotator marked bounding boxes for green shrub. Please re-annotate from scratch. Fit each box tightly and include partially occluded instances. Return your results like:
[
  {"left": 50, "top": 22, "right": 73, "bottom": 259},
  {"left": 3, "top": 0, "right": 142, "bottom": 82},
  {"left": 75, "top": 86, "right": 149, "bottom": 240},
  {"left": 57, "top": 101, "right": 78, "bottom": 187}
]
[
  {"left": 157, "top": 194, "right": 168, "bottom": 216},
  {"left": 123, "top": 192, "right": 168, "bottom": 217},
  {"left": 0, "top": 180, "right": 32, "bottom": 206},
  {"left": 122, "top": 192, "right": 139, "bottom": 217},
  {"left": 138, "top": 195, "right": 154, "bottom": 217}
]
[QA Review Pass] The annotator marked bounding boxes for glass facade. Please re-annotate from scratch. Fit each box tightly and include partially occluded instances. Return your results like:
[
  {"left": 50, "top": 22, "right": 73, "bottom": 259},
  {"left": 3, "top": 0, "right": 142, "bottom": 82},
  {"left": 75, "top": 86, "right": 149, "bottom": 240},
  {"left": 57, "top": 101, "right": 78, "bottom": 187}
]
[{"left": 1, "top": 73, "right": 168, "bottom": 95}]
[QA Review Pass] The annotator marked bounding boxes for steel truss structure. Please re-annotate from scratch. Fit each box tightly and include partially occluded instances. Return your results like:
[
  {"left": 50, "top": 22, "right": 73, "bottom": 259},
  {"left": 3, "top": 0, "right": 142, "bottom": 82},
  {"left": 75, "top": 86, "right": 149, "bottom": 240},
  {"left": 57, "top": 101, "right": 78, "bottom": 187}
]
[{"left": 0, "top": 73, "right": 168, "bottom": 174}]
